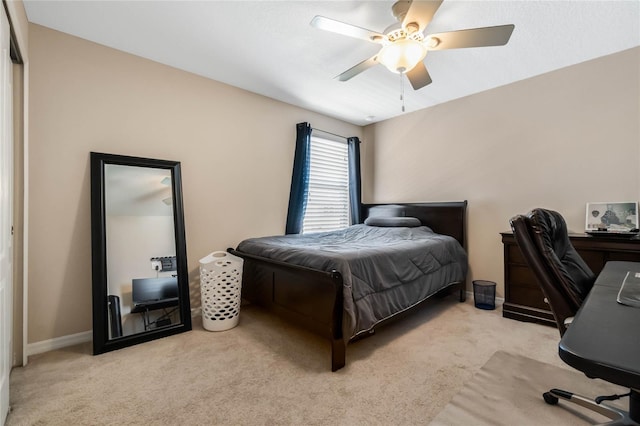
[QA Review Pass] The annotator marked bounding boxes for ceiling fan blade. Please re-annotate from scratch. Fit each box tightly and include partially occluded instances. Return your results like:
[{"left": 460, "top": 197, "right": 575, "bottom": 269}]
[
  {"left": 427, "top": 24, "right": 515, "bottom": 50},
  {"left": 311, "top": 16, "right": 387, "bottom": 44},
  {"left": 406, "top": 61, "right": 432, "bottom": 90},
  {"left": 335, "top": 55, "right": 379, "bottom": 82},
  {"left": 402, "top": 0, "right": 443, "bottom": 33}
]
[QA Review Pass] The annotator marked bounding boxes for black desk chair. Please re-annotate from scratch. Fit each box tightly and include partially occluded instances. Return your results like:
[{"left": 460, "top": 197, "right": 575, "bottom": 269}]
[
  {"left": 510, "top": 209, "right": 631, "bottom": 423},
  {"left": 107, "top": 295, "right": 123, "bottom": 338},
  {"left": 510, "top": 209, "right": 594, "bottom": 335}
]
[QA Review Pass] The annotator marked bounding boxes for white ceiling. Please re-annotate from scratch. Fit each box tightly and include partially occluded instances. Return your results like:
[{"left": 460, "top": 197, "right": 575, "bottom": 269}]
[
  {"left": 23, "top": 1, "right": 640, "bottom": 126},
  {"left": 105, "top": 164, "right": 173, "bottom": 216}
]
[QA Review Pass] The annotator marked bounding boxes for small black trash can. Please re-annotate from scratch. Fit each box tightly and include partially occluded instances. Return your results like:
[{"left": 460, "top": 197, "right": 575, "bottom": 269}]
[{"left": 473, "top": 280, "right": 496, "bottom": 310}]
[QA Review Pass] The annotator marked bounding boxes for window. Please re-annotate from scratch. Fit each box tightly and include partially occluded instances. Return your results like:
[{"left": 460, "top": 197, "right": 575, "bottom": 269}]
[
  {"left": 285, "top": 122, "right": 361, "bottom": 235},
  {"left": 302, "top": 135, "right": 350, "bottom": 233}
]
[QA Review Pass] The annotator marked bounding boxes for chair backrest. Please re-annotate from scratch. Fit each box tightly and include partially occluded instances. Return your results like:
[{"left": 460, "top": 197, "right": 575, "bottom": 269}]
[
  {"left": 509, "top": 208, "right": 595, "bottom": 336},
  {"left": 107, "top": 294, "right": 123, "bottom": 338}
]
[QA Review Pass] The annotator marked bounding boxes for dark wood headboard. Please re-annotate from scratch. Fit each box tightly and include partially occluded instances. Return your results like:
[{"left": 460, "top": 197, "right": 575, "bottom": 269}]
[{"left": 360, "top": 201, "right": 468, "bottom": 249}]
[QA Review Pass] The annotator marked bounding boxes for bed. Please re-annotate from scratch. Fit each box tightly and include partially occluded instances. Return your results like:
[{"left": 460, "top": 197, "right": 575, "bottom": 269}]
[{"left": 228, "top": 201, "right": 468, "bottom": 371}]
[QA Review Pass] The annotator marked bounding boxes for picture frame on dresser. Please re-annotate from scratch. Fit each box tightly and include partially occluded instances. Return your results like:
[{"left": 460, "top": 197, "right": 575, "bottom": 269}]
[{"left": 585, "top": 201, "right": 638, "bottom": 233}]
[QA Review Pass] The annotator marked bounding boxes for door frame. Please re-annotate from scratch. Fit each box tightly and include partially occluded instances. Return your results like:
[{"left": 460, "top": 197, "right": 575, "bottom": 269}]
[{"left": 0, "top": 3, "right": 13, "bottom": 422}]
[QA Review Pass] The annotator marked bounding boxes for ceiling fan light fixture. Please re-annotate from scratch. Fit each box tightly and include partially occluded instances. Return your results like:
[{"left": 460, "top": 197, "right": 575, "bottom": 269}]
[{"left": 378, "top": 38, "right": 427, "bottom": 74}]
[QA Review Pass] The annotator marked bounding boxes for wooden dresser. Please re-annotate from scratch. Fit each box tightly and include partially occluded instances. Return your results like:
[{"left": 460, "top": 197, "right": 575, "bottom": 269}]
[{"left": 501, "top": 232, "right": 640, "bottom": 327}]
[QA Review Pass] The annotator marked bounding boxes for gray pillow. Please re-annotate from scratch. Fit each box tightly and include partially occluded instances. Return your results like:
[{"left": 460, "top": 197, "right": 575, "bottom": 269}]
[
  {"left": 366, "top": 205, "right": 406, "bottom": 218},
  {"left": 364, "top": 216, "right": 422, "bottom": 227}
]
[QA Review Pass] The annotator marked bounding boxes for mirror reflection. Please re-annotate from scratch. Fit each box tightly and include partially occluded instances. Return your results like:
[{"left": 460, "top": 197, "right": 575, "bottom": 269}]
[{"left": 104, "top": 164, "right": 182, "bottom": 338}]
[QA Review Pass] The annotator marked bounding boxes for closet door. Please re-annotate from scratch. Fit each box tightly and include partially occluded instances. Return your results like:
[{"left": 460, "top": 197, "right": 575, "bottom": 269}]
[{"left": 0, "top": 4, "right": 13, "bottom": 423}]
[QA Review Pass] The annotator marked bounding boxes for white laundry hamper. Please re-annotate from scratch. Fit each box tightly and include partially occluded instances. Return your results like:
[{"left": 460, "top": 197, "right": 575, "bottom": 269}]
[{"left": 199, "top": 251, "right": 243, "bottom": 331}]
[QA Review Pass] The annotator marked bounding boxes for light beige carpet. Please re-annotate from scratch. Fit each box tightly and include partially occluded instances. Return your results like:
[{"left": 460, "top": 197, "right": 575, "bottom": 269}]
[
  {"left": 431, "top": 350, "right": 628, "bottom": 426},
  {"left": 6, "top": 297, "right": 618, "bottom": 425}
]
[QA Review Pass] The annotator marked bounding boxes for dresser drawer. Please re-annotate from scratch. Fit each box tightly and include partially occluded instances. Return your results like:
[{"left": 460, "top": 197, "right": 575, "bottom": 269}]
[
  {"left": 508, "top": 265, "right": 539, "bottom": 289},
  {"left": 508, "top": 284, "right": 547, "bottom": 310},
  {"left": 507, "top": 244, "right": 526, "bottom": 265}
]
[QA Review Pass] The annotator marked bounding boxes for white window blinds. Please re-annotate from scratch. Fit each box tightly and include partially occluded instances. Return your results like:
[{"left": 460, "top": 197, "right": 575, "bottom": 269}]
[{"left": 302, "top": 135, "right": 350, "bottom": 234}]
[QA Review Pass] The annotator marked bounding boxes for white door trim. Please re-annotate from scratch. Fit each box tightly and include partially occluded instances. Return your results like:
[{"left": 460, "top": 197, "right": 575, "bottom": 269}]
[
  {"left": 0, "top": 4, "right": 13, "bottom": 422},
  {"left": 21, "top": 60, "right": 28, "bottom": 368}
]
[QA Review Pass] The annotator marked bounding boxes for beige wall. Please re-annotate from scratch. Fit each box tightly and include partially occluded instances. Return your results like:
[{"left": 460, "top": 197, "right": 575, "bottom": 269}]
[
  {"left": 366, "top": 47, "right": 640, "bottom": 297},
  {"left": 27, "top": 24, "right": 364, "bottom": 343}
]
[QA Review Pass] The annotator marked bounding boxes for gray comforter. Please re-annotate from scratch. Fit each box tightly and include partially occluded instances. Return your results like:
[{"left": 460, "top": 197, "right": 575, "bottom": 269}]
[{"left": 237, "top": 224, "right": 468, "bottom": 340}]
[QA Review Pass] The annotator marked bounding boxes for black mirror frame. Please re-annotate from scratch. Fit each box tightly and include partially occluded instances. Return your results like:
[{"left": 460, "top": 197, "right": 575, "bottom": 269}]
[{"left": 90, "top": 152, "right": 192, "bottom": 355}]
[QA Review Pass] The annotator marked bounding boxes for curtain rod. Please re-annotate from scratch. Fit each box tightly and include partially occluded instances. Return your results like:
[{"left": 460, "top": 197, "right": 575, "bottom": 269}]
[{"left": 311, "top": 127, "right": 348, "bottom": 141}]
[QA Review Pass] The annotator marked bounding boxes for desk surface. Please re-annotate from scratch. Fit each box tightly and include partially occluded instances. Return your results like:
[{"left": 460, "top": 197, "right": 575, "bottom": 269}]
[
  {"left": 130, "top": 297, "right": 179, "bottom": 314},
  {"left": 559, "top": 261, "right": 640, "bottom": 390}
]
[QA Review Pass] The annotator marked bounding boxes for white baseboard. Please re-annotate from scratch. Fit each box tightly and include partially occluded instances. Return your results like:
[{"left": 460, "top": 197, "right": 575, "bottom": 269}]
[{"left": 26, "top": 330, "right": 92, "bottom": 357}]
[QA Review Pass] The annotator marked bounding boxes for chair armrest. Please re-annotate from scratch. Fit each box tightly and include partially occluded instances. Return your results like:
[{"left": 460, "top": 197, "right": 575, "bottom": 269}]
[{"left": 545, "top": 298, "right": 574, "bottom": 328}]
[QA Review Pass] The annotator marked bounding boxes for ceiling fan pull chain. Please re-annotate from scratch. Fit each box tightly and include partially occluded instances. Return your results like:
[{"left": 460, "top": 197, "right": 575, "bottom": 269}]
[{"left": 400, "top": 72, "right": 405, "bottom": 112}]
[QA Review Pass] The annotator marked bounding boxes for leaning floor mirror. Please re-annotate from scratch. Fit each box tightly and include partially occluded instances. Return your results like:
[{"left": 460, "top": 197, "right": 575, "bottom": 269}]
[{"left": 91, "top": 152, "right": 191, "bottom": 354}]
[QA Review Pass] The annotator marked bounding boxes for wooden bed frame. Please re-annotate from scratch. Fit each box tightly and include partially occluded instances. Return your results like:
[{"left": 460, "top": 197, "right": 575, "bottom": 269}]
[{"left": 228, "top": 201, "right": 468, "bottom": 371}]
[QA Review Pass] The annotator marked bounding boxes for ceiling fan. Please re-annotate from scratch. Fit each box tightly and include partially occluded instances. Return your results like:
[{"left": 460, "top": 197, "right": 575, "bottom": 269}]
[{"left": 310, "top": 0, "right": 515, "bottom": 90}]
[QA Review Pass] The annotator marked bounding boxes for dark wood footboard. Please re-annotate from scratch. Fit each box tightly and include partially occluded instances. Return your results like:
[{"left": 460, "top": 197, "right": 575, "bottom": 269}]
[{"left": 227, "top": 248, "right": 347, "bottom": 371}]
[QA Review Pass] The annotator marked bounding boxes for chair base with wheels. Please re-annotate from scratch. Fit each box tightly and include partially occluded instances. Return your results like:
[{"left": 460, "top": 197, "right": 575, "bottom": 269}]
[{"left": 543, "top": 388, "right": 638, "bottom": 426}]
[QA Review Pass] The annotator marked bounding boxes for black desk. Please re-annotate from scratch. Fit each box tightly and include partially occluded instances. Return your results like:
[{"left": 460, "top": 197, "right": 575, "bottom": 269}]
[
  {"left": 130, "top": 297, "right": 179, "bottom": 314},
  {"left": 559, "top": 261, "right": 640, "bottom": 421},
  {"left": 130, "top": 277, "right": 179, "bottom": 330},
  {"left": 131, "top": 297, "right": 179, "bottom": 330}
]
